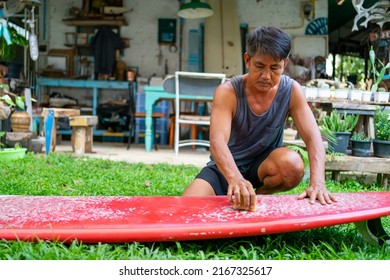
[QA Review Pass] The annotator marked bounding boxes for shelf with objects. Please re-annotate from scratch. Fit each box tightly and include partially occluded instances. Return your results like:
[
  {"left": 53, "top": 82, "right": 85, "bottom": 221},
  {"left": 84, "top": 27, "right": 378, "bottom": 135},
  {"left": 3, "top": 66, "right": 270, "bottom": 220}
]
[
  {"left": 35, "top": 78, "right": 136, "bottom": 140},
  {"left": 35, "top": 7, "right": 135, "bottom": 143}
]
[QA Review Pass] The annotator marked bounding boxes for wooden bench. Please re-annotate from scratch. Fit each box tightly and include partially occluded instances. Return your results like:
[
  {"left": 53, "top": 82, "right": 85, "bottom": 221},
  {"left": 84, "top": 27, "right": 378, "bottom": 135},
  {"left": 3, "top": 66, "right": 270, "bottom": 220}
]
[
  {"left": 69, "top": 116, "right": 98, "bottom": 155},
  {"left": 325, "top": 155, "right": 390, "bottom": 190}
]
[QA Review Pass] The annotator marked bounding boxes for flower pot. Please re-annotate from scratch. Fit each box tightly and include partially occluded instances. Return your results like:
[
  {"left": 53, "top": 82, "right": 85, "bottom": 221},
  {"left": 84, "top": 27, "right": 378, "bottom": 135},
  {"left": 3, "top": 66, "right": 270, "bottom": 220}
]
[
  {"left": 318, "top": 88, "right": 331, "bottom": 99},
  {"left": 0, "top": 148, "right": 27, "bottom": 161},
  {"left": 349, "top": 89, "right": 362, "bottom": 101},
  {"left": 351, "top": 139, "right": 371, "bottom": 157},
  {"left": 373, "top": 139, "right": 390, "bottom": 158},
  {"left": 334, "top": 89, "right": 349, "bottom": 99},
  {"left": 304, "top": 87, "right": 318, "bottom": 99},
  {"left": 362, "top": 91, "right": 372, "bottom": 102},
  {"left": 330, "top": 132, "right": 351, "bottom": 154},
  {"left": 374, "top": 91, "right": 389, "bottom": 103},
  {"left": 10, "top": 110, "right": 31, "bottom": 132}
]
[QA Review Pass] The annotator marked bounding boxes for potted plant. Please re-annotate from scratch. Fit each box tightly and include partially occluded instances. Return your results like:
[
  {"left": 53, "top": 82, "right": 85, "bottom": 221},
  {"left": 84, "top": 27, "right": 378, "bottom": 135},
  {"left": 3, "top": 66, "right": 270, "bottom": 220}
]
[
  {"left": 369, "top": 46, "right": 390, "bottom": 103},
  {"left": 351, "top": 131, "right": 371, "bottom": 157},
  {"left": 320, "top": 109, "right": 359, "bottom": 154},
  {"left": 0, "top": 91, "right": 35, "bottom": 132},
  {"left": 317, "top": 81, "right": 331, "bottom": 99},
  {"left": 0, "top": 93, "right": 33, "bottom": 159},
  {"left": 373, "top": 108, "right": 390, "bottom": 158},
  {"left": 332, "top": 81, "right": 349, "bottom": 100}
]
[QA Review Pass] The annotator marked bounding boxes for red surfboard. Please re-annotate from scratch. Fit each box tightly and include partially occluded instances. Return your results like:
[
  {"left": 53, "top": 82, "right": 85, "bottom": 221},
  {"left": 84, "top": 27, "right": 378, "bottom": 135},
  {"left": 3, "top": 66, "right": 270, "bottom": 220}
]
[{"left": 0, "top": 192, "right": 389, "bottom": 244}]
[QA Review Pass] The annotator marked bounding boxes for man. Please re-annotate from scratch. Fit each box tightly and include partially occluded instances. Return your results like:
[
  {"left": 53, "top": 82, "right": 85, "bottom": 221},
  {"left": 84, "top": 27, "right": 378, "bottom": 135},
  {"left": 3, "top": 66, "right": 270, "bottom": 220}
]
[{"left": 183, "top": 26, "right": 336, "bottom": 211}]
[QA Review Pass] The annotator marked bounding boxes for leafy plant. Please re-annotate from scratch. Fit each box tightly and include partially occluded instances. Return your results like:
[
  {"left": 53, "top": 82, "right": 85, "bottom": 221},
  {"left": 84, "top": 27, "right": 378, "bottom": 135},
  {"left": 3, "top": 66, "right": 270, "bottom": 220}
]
[
  {"left": 374, "top": 108, "right": 390, "bottom": 141},
  {"left": 351, "top": 131, "right": 370, "bottom": 141},
  {"left": 369, "top": 46, "right": 390, "bottom": 93},
  {"left": 0, "top": 24, "right": 29, "bottom": 61},
  {"left": 320, "top": 109, "right": 359, "bottom": 133},
  {"left": 0, "top": 94, "right": 26, "bottom": 110}
]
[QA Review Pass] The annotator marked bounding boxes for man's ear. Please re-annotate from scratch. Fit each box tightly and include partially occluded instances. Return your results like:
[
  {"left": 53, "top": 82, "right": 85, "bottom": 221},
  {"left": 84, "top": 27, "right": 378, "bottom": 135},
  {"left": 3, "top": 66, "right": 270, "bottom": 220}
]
[
  {"left": 244, "top": 52, "right": 250, "bottom": 67},
  {"left": 283, "top": 58, "right": 289, "bottom": 69}
]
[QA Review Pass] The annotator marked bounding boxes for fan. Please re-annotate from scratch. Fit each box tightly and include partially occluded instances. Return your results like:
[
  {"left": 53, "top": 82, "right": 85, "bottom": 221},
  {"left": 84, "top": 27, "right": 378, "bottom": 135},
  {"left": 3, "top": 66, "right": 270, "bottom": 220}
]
[
  {"left": 2, "top": 0, "right": 26, "bottom": 17},
  {"left": 2, "top": 0, "right": 41, "bottom": 16}
]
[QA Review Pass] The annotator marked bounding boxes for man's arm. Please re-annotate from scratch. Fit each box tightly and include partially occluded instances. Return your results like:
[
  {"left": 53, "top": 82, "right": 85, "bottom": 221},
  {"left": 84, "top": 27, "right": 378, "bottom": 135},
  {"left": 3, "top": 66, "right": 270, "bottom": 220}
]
[
  {"left": 209, "top": 82, "right": 257, "bottom": 210},
  {"left": 289, "top": 81, "right": 336, "bottom": 204}
]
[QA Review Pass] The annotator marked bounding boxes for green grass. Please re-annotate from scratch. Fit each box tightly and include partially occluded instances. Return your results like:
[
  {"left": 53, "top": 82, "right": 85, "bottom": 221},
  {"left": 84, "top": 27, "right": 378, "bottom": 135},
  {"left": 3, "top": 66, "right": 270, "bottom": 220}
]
[{"left": 0, "top": 153, "right": 389, "bottom": 260}]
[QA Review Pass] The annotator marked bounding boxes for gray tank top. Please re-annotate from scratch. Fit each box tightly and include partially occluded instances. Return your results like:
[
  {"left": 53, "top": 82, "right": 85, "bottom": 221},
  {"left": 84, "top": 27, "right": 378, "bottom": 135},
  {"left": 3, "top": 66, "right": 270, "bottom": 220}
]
[{"left": 210, "top": 75, "right": 293, "bottom": 168}]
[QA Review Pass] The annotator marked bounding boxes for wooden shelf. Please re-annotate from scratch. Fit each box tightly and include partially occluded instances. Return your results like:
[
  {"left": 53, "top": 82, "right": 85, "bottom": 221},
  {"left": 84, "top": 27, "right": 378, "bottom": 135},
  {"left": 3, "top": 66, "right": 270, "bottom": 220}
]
[{"left": 63, "top": 17, "right": 128, "bottom": 27}]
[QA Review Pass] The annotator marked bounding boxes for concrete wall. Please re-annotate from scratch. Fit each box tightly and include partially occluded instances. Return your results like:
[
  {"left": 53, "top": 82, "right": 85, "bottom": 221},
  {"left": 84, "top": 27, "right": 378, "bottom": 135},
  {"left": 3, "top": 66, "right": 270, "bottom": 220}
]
[{"left": 42, "top": 0, "right": 328, "bottom": 79}]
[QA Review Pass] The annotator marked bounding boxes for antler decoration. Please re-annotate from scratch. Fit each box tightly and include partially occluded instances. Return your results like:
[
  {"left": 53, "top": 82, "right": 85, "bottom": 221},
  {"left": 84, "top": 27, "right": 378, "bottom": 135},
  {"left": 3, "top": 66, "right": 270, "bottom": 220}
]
[{"left": 351, "top": 0, "right": 390, "bottom": 31}]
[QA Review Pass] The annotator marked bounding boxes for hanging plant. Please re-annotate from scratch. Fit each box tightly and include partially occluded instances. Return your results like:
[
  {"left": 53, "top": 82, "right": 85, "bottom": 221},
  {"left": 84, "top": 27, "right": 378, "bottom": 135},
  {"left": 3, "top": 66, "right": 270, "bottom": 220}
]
[{"left": 0, "top": 25, "right": 29, "bottom": 61}]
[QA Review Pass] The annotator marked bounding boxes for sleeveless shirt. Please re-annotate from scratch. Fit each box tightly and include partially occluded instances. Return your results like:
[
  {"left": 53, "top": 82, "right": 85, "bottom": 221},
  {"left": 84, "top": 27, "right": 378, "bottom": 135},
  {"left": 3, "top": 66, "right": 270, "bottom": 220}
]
[{"left": 209, "top": 74, "right": 293, "bottom": 168}]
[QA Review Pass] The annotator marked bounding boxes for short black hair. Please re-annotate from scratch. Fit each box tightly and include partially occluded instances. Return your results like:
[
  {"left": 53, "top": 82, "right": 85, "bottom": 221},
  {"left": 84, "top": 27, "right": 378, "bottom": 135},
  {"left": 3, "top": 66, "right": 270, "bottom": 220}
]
[{"left": 246, "top": 26, "right": 291, "bottom": 61}]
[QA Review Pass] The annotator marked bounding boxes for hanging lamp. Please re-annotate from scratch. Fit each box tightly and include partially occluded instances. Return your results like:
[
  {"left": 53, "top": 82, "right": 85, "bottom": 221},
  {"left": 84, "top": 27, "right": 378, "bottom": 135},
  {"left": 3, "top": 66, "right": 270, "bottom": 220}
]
[{"left": 177, "top": 0, "right": 214, "bottom": 19}]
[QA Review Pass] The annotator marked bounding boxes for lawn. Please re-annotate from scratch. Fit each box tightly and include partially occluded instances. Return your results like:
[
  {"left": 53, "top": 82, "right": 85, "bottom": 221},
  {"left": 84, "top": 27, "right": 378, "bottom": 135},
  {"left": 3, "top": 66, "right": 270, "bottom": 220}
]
[{"left": 0, "top": 153, "right": 389, "bottom": 260}]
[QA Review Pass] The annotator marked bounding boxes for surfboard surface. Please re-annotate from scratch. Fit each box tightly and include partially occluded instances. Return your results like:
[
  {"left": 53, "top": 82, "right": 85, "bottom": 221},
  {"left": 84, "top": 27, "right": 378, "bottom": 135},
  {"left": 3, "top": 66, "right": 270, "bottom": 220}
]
[{"left": 0, "top": 192, "right": 389, "bottom": 243}]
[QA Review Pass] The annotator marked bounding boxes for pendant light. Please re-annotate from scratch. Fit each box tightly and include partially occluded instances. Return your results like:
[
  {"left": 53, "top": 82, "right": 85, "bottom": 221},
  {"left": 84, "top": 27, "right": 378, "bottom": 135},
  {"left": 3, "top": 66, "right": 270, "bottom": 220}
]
[{"left": 178, "top": 0, "right": 214, "bottom": 19}]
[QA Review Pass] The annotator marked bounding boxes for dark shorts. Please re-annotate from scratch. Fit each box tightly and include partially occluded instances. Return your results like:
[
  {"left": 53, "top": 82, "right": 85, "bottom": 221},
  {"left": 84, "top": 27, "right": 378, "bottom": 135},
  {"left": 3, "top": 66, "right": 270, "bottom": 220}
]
[{"left": 195, "top": 149, "right": 274, "bottom": 195}]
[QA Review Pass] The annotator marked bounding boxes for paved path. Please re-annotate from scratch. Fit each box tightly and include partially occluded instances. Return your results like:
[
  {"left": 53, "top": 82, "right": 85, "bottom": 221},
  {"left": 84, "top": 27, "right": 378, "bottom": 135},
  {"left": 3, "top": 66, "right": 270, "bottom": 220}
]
[{"left": 53, "top": 141, "right": 210, "bottom": 168}]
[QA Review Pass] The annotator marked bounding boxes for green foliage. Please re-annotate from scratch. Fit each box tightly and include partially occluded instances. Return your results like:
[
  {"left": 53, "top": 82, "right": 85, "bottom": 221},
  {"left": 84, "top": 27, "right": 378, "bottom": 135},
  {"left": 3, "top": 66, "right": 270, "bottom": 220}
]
[
  {"left": 374, "top": 108, "right": 390, "bottom": 141},
  {"left": 369, "top": 46, "right": 390, "bottom": 93},
  {"left": 0, "top": 94, "right": 31, "bottom": 110},
  {"left": 320, "top": 109, "right": 359, "bottom": 133},
  {"left": 334, "top": 54, "right": 366, "bottom": 84},
  {"left": 0, "top": 25, "right": 28, "bottom": 61},
  {"left": 351, "top": 131, "right": 370, "bottom": 141}
]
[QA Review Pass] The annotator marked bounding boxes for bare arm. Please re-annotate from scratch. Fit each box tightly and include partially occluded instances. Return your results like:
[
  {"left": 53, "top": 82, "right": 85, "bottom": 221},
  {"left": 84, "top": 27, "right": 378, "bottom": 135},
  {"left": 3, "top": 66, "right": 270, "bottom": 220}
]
[
  {"left": 289, "top": 81, "right": 336, "bottom": 204},
  {"left": 209, "top": 82, "right": 257, "bottom": 210}
]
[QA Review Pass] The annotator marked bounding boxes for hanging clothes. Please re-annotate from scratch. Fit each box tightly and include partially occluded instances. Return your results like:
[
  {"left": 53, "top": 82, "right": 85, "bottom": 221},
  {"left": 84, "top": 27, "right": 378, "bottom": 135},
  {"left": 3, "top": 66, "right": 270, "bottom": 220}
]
[{"left": 92, "top": 25, "right": 122, "bottom": 77}]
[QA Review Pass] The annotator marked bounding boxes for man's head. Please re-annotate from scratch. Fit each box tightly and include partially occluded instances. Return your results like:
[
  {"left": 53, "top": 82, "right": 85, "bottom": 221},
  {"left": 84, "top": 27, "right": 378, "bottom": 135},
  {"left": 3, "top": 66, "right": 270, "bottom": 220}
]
[{"left": 246, "top": 26, "right": 291, "bottom": 61}]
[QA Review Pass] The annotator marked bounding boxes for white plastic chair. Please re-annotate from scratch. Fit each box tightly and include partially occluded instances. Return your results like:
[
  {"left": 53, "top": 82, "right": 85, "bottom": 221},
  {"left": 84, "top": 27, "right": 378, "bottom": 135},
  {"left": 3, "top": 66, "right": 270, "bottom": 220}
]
[{"left": 173, "top": 71, "right": 226, "bottom": 155}]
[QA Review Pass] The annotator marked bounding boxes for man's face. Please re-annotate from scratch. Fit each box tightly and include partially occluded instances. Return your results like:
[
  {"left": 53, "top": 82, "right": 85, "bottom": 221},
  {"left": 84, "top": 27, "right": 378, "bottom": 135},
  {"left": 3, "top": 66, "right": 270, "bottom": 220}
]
[{"left": 245, "top": 52, "right": 288, "bottom": 92}]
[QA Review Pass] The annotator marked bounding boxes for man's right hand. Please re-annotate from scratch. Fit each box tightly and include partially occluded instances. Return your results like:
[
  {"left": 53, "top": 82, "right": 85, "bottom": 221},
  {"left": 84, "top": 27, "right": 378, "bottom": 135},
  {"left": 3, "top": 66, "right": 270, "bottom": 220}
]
[{"left": 227, "top": 178, "right": 257, "bottom": 211}]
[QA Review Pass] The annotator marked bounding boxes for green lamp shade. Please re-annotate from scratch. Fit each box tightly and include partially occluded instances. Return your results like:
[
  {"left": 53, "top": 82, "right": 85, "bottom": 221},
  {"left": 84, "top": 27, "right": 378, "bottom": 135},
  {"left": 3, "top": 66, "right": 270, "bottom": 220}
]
[{"left": 178, "top": 0, "right": 214, "bottom": 19}]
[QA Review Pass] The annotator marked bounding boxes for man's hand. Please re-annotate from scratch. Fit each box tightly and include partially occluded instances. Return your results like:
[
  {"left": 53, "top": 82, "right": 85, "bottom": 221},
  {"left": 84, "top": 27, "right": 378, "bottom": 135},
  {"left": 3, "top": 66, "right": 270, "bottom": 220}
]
[
  {"left": 227, "top": 178, "right": 257, "bottom": 211},
  {"left": 298, "top": 185, "right": 337, "bottom": 205}
]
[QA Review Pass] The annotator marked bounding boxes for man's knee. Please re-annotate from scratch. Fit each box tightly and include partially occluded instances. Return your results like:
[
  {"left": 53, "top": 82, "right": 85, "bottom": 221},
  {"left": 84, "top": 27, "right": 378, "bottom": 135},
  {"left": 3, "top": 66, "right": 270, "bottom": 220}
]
[
  {"left": 280, "top": 150, "right": 305, "bottom": 187},
  {"left": 266, "top": 148, "right": 304, "bottom": 188}
]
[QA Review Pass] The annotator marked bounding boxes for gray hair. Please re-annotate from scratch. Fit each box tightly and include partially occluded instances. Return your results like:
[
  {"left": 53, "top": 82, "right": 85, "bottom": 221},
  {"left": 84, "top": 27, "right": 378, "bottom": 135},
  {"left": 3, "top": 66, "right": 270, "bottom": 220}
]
[{"left": 246, "top": 26, "right": 291, "bottom": 61}]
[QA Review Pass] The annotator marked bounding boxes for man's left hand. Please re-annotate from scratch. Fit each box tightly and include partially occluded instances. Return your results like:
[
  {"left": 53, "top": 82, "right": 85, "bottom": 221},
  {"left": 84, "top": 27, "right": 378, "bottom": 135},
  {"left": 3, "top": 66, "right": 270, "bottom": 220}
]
[{"left": 298, "top": 185, "right": 337, "bottom": 205}]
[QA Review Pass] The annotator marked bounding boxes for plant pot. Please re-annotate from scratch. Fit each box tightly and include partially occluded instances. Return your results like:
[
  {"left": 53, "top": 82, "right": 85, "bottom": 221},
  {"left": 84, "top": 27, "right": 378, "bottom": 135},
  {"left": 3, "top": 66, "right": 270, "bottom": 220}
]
[
  {"left": 351, "top": 139, "right": 371, "bottom": 157},
  {"left": 10, "top": 110, "right": 31, "bottom": 132},
  {"left": 362, "top": 91, "right": 372, "bottom": 102},
  {"left": 349, "top": 89, "right": 362, "bottom": 101},
  {"left": 304, "top": 87, "right": 318, "bottom": 99},
  {"left": 318, "top": 88, "right": 331, "bottom": 99},
  {"left": 31, "top": 137, "right": 45, "bottom": 154},
  {"left": 0, "top": 148, "right": 27, "bottom": 161},
  {"left": 330, "top": 132, "right": 351, "bottom": 154},
  {"left": 334, "top": 89, "right": 349, "bottom": 99},
  {"left": 373, "top": 139, "right": 390, "bottom": 158},
  {"left": 374, "top": 91, "right": 389, "bottom": 103}
]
